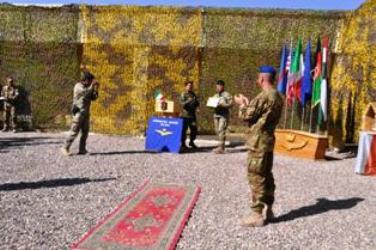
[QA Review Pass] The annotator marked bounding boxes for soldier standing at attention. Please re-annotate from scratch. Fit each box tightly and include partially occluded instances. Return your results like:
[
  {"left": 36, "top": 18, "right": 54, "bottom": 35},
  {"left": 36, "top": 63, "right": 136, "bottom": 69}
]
[
  {"left": 235, "top": 66, "right": 283, "bottom": 227},
  {"left": 180, "top": 81, "right": 199, "bottom": 150},
  {"left": 212, "top": 80, "right": 233, "bottom": 154},
  {"left": 61, "top": 71, "right": 99, "bottom": 156},
  {"left": 1, "top": 77, "right": 19, "bottom": 132}
]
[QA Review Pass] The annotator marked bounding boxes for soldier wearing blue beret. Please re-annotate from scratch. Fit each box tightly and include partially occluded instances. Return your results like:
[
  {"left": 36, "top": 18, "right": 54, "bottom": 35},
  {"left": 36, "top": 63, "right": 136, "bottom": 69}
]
[{"left": 235, "top": 65, "right": 283, "bottom": 227}]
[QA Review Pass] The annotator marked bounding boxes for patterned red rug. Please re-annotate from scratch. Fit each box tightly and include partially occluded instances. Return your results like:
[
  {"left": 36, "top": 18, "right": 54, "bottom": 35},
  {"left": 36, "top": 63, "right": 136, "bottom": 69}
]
[{"left": 71, "top": 181, "right": 201, "bottom": 250}]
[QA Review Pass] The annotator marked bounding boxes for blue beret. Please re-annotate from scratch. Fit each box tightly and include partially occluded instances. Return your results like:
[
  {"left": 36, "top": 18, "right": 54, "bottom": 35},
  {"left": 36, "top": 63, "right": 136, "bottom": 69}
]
[{"left": 259, "top": 65, "right": 276, "bottom": 75}]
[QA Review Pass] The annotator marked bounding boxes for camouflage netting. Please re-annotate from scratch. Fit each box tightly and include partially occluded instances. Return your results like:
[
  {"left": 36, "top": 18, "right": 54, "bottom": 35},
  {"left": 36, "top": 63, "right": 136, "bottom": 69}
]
[
  {"left": 0, "top": 5, "right": 80, "bottom": 129},
  {"left": 0, "top": 2, "right": 374, "bottom": 144},
  {"left": 80, "top": 6, "right": 202, "bottom": 134},
  {"left": 330, "top": 0, "right": 376, "bottom": 146}
]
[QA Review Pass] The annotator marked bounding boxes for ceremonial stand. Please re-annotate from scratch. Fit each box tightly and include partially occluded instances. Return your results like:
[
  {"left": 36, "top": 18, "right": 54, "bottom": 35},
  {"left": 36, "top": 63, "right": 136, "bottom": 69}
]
[{"left": 145, "top": 100, "right": 183, "bottom": 154}]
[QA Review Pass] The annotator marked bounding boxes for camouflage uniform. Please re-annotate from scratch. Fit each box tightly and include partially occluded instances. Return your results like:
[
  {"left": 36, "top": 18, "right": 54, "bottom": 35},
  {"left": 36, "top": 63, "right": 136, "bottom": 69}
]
[
  {"left": 239, "top": 88, "right": 283, "bottom": 215},
  {"left": 1, "top": 84, "right": 19, "bottom": 131},
  {"left": 64, "top": 81, "right": 98, "bottom": 152},
  {"left": 180, "top": 90, "right": 199, "bottom": 146},
  {"left": 213, "top": 91, "right": 233, "bottom": 149}
]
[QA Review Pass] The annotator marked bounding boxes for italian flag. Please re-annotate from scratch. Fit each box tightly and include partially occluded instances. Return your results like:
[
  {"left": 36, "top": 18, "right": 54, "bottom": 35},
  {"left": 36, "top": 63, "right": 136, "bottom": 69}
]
[{"left": 286, "top": 38, "right": 303, "bottom": 105}]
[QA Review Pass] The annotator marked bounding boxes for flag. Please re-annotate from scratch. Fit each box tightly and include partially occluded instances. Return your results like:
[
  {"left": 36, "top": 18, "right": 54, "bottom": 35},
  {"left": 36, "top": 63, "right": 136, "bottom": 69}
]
[
  {"left": 320, "top": 37, "right": 329, "bottom": 122},
  {"left": 277, "top": 44, "right": 289, "bottom": 94},
  {"left": 154, "top": 89, "right": 165, "bottom": 101},
  {"left": 286, "top": 38, "right": 303, "bottom": 105},
  {"left": 311, "top": 38, "right": 322, "bottom": 107},
  {"left": 301, "top": 40, "right": 312, "bottom": 106}
]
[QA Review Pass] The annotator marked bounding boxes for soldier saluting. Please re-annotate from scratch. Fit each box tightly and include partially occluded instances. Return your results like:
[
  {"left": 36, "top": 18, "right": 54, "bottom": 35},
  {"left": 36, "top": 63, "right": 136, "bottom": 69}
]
[
  {"left": 1, "top": 77, "right": 19, "bottom": 132},
  {"left": 180, "top": 80, "right": 199, "bottom": 150},
  {"left": 235, "top": 66, "right": 283, "bottom": 227},
  {"left": 61, "top": 71, "right": 99, "bottom": 156}
]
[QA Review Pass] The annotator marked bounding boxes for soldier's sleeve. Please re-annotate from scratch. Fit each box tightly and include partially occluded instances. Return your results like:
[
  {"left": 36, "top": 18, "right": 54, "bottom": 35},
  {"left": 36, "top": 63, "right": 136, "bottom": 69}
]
[
  {"left": 238, "top": 94, "right": 266, "bottom": 123},
  {"left": 180, "top": 93, "right": 192, "bottom": 107},
  {"left": 220, "top": 93, "right": 233, "bottom": 108},
  {"left": 13, "top": 88, "right": 19, "bottom": 99},
  {"left": 73, "top": 84, "right": 81, "bottom": 99}
]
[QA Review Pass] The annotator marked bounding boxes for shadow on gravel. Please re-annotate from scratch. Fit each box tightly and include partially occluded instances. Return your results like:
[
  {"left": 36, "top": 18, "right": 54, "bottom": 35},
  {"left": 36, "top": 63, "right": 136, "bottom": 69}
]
[
  {"left": 0, "top": 177, "right": 116, "bottom": 191},
  {"left": 272, "top": 197, "right": 364, "bottom": 223},
  {"left": 89, "top": 150, "right": 157, "bottom": 155},
  {"left": 0, "top": 136, "right": 62, "bottom": 149}
]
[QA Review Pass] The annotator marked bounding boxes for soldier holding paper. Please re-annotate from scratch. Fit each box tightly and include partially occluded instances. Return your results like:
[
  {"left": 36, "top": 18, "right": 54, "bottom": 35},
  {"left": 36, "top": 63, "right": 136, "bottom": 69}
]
[{"left": 210, "top": 80, "right": 233, "bottom": 154}]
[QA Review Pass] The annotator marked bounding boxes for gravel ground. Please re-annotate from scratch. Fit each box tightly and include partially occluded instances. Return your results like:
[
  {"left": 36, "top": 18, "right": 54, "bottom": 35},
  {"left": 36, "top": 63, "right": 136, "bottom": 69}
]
[{"left": 0, "top": 132, "right": 375, "bottom": 250}]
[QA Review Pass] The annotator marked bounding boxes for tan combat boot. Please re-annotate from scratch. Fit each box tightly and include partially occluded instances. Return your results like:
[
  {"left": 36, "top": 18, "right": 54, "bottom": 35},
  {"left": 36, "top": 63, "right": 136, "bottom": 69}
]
[
  {"left": 61, "top": 147, "right": 72, "bottom": 156},
  {"left": 212, "top": 146, "right": 225, "bottom": 154},
  {"left": 240, "top": 212, "right": 265, "bottom": 227}
]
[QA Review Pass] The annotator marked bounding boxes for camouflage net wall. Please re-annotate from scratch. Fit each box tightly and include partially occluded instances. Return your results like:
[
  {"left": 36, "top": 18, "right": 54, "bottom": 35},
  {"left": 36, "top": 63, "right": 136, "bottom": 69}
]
[
  {"left": 330, "top": 0, "right": 376, "bottom": 145},
  {"left": 0, "top": 2, "right": 374, "bottom": 143},
  {"left": 80, "top": 6, "right": 202, "bottom": 134},
  {"left": 0, "top": 5, "right": 80, "bottom": 129}
]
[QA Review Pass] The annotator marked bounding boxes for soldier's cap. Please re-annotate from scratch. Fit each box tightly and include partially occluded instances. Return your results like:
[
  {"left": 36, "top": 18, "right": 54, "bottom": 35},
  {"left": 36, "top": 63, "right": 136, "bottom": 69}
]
[
  {"left": 259, "top": 65, "right": 276, "bottom": 75},
  {"left": 80, "top": 71, "right": 95, "bottom": 82},
  {"left": 216, "top": 79, "right": 225, "bottom": 86}
]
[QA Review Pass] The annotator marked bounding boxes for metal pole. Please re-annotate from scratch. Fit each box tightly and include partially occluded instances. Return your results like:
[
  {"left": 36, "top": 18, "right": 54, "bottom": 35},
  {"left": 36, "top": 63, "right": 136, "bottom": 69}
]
[{"left": 301, "top": 106, "right": 305, "bottom": 131}]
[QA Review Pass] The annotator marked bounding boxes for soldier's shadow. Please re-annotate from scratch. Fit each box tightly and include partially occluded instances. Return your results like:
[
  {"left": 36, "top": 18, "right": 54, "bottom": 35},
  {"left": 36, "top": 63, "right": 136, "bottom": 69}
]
[{"left": 271, "top": 197, "right": 364, "bottom": 224}]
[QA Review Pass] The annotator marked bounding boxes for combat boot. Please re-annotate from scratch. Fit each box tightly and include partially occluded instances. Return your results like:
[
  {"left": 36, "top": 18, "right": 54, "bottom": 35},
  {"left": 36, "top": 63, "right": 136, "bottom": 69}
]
[
  {"left": 78, "top": 149, "right": 88, "bottom": 155},
  {"left": 213, "top": 146, "right": 225, "bottom": 154},
  {"left": 61, "top": 147, "right": 72, "bottom": 156},
  {"left": 240, "top": 212, "right": 265, "bottom": 227},
  {"left": 1, "top": 127, "right": 8, "bottom": 132},
  {"left": 262, "top": 204, "right": 275, "bottom": 222},
  {"left": 189, "top": 141, "right": 198, "bottom": 149}
]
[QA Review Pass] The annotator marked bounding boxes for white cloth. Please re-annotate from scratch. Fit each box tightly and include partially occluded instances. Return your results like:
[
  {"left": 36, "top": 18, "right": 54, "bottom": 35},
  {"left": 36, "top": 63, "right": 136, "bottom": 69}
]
[{"left": 355, "top": 132, "right": 375, "bottom": 174}]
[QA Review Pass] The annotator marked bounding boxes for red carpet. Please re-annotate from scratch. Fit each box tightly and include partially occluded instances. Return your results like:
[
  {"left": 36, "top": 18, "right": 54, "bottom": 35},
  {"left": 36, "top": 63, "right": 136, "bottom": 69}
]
[{"left": 71, "top": 181, "right": 201, "bottom": 250}]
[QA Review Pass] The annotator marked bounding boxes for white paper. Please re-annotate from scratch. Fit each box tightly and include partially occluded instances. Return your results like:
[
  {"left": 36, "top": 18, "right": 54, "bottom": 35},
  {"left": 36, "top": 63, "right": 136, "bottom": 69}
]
[{"left": 206, "top": 97, "right": 220, "bottom": 108}]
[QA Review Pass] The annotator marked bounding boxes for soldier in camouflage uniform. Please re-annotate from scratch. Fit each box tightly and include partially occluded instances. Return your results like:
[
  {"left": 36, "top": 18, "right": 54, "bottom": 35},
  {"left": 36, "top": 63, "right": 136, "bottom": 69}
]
[
  {"left": 235, "top": 66, "right": 283, "bottom": 227},
  {"left": 61, "top": 71, "right": 99, "bottom": 156},
  {"left": 180, "top": 81, "right": 199, "bottom": 150},
  {"left": 212, "top": 80, "right": 233, "bottom": 154},
  {"left": 1, "top": 77, "right": 19, "bottom": 132}
]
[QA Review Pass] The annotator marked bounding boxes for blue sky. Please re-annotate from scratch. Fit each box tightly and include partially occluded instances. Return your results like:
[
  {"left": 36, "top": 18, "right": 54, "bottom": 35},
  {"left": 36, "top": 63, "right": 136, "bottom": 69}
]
[{"left": 6, "top": 0, "right": 366, "bottom": 10}]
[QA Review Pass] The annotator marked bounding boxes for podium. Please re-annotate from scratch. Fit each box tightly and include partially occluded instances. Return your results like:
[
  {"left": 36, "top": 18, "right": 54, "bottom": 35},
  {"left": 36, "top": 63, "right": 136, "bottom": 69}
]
[
  {"left": 145, "top": 116, "right": 183, "bottom": 153},
  {"left": 145, "top": 99, "right": 183, "bottom": 153}
]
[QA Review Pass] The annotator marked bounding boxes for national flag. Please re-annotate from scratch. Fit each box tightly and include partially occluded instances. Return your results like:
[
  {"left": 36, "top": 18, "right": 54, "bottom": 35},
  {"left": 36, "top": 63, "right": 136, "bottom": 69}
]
[
  {"left": 286, "top": 38, "right": 303, "bottom": 105},
  {"left": 301, "top": 40, "right": 312, "bottom": 106},
  {"left": 154, "top": 89, "right": 165, "bottom": 101},
  {"left": 311, "top": 38, "right": 322, "bottom": 107},
  {"left": 320, "top": 37, "right": 329, "bottom": 122},
  {"left": 277, "top": 44, "right": 289, "bottom": 94}
]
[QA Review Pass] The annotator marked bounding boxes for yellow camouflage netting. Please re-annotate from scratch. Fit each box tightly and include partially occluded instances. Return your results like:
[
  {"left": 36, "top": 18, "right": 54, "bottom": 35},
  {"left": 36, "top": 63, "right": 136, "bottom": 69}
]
[{"left": 0, "top": 2, "right": 374, "bottom": 145}]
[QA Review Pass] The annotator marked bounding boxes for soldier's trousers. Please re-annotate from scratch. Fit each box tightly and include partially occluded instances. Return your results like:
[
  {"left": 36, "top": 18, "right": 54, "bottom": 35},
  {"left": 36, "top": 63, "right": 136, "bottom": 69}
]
[
  {"left": 64, "top": 112, "right": 90, "bottom": 152},
  {"left": 3, "top": 105, "right": 17, "bottom": 130},
  {"left": 214, "top": 116, "right": 228, "bottom": 148},
  {"left": 181, "top": 117, "right": 198, "bottom": 145},
  {"left": 247, "top": 151, "right": 275, "bottom": 214}
]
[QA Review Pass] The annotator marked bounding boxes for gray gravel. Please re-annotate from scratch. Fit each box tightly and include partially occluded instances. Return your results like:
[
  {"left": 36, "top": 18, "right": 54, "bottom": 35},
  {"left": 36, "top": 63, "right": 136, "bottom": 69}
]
[{"left": 0, "top": 132, "right": 375, "bottom": 250}]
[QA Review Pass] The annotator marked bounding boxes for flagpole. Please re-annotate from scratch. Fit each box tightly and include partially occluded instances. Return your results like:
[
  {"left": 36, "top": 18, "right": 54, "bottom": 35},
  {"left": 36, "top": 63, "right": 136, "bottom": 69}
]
[
  {"left": 299, "top": 32, "right": 307, "bottom": 131},
  {"left": 284, "top": 36, "right": 293, "bottom": 129}
]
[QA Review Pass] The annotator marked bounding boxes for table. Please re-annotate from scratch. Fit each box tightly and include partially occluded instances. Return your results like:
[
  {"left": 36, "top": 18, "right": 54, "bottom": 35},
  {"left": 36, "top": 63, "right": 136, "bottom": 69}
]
[{"left": 355, "top": 131, "right": 376, "bottom": 176}]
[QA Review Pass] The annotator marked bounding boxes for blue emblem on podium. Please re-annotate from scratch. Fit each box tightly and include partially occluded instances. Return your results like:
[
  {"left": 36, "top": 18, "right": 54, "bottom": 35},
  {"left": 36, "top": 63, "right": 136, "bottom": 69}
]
[{"left": 145, "top": 117, "right": 183, "bottom": 153}]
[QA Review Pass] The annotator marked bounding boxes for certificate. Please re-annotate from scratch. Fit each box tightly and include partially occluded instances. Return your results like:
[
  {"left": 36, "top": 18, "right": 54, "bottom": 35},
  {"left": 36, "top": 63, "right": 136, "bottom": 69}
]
[{"left": 206, "top": 97, "right": 220, "bottom": 108}]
